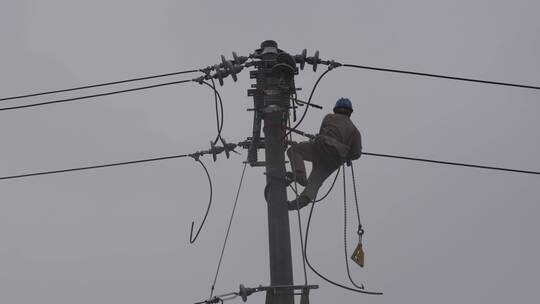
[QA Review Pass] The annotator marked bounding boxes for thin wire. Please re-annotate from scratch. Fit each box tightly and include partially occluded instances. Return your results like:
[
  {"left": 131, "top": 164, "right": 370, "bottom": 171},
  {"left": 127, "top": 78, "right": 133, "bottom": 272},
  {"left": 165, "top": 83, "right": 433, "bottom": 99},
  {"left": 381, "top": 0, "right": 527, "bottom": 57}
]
[
  {"left": 362, "top": 152, "right": 540, "bottom": 175},
  {"left": 304, "top": 196, "right": 383, "bottom": 295},
  {"left": 0, "top": 153, "right": 192, "bottom": 181},
  {"left": 0, "top": 79, "right": 193, "bottom": 111},
  {"left": 342, "top": 64, "right": 540, "bottom": 90},
  {"left": 189, "top": 158, "right": 213, "bottom": 244},
  {"left": 209, "top": 162, "right": 248, "bottom": 298},
  {"left": 0, "top": 69, "right": 200, "bottom": 102}
]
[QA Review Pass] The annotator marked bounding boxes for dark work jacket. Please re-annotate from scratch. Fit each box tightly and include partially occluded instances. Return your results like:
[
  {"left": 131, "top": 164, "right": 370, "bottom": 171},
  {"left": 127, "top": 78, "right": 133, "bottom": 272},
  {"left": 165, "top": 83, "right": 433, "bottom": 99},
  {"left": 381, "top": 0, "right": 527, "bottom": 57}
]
[{"left": 317, "top": 113, "right": 362, "bottom": 161}]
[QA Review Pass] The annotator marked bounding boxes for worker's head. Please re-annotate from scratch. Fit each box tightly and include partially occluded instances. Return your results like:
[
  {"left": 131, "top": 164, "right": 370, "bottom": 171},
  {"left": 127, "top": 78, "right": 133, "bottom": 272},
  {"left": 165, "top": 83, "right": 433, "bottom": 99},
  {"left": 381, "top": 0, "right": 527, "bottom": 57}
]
[{"left": 333, "top": 98, "right": 353, "bottom": 117}]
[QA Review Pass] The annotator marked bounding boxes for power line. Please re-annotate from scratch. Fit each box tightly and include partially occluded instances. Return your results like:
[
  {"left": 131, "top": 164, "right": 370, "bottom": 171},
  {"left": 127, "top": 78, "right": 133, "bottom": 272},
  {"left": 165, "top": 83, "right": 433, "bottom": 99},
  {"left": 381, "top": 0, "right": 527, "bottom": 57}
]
[
  {"left": 3, "top": 149, "right": 536, "bottom": 182},
  {"left": 0, "top": 153, "right": 192, "bottom": 181},
  {"left": 0, "top": 69, "right": 200, "bottom": 102},
  {"left": 0, "top": 79, "right": 194, "bottom": 111},
  {"left": 362, "top": 152, "right": 540, "bottom": 175},
  {"left": 342, "top": 64, "right": 540, "bottom": 90}
]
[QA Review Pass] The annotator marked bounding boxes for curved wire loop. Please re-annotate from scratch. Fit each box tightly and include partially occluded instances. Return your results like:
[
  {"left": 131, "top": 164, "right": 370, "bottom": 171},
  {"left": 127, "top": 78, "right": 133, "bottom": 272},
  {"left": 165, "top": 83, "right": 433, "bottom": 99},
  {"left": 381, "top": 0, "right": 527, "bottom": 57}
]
[
  {"left": 203, "top": 79, "right": 225, "bottom": 146},
  {"left": 284, "top": 66, "right": 336, "bottom": 139},
  {"left": 304, "top": 189, "right": 383, "bottom": 295},
  {"left": 189, "top": 158, "right": 214, "bottom": 244}
]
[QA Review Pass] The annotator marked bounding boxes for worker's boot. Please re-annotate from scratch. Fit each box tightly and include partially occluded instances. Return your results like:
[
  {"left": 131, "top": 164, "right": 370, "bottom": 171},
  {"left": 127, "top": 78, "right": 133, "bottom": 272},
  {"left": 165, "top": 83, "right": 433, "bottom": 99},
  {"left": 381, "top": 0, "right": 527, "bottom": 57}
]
[
  {"left": 285, "top": 172, "right": 307, "bottom": 187},
  {"left": 287, "top": 195, "right": 311, "bottom": 210}
]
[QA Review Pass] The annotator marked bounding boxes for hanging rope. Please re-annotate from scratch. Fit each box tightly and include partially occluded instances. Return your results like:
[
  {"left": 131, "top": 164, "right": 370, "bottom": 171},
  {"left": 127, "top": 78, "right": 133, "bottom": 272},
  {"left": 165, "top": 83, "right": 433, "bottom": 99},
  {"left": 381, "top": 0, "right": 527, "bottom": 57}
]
[
  {"left": 342, "top": 164, "right": 368, "bottom": 290},
  {"left": 304, "top": 178, "right": 383, "bottom": 295},
  {"left": 350, "top": 162, "right": 363, "bottom": 234},
  {"left": 208, "top": 162, "right": 248, "bottom": 299}
]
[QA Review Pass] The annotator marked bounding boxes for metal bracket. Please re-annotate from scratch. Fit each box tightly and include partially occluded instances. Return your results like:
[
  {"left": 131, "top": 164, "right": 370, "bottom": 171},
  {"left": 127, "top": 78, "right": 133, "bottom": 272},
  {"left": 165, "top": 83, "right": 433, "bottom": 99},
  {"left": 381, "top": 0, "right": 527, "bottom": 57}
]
[{"left": 239, "top": 284, "right": 318, "bottom": 303}]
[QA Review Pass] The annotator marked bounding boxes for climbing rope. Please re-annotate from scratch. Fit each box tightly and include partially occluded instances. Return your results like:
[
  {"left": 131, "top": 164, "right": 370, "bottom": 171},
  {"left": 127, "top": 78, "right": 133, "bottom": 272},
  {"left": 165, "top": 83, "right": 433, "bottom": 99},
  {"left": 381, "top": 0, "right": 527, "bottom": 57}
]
[
  {"left": 342, "top": 164, "right": 367, "bottom": 290},
  {"left": 208, "top": 162, "right": 248, "bottom": 299}
]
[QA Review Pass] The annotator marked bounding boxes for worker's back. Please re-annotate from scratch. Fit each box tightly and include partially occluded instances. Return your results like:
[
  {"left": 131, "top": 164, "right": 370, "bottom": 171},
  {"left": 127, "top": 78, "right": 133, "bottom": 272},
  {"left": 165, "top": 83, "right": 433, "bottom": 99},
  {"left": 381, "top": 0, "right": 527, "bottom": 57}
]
[{"left": 319, "top": 113, "right": 362, "bottom": 160}]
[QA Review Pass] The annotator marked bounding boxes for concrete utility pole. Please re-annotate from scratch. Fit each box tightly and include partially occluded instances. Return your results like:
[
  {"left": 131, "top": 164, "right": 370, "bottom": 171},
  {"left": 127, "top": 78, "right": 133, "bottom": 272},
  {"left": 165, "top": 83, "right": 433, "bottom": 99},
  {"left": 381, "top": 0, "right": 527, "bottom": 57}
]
[{"left": 248, "top": 40, "right": 298, "bottom": 304}]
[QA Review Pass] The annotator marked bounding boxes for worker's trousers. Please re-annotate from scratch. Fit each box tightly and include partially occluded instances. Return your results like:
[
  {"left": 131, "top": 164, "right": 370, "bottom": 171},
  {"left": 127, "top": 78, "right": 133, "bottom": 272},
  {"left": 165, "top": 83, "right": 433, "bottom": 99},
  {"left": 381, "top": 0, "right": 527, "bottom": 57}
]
[{"left": 287, "top": 138, "right": 341, "bottom": 201}]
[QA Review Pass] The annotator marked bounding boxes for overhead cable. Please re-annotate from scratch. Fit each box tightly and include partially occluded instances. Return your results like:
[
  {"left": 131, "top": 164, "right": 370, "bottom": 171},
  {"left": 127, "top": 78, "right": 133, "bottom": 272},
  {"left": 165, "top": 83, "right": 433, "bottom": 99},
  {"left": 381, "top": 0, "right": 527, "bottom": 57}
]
[
  {"left": 342, "top": 64, "right": 540, "bottom": 90},
  {"left": 0, "top": 79, "right": 193, "bottom": 111},
  {"left": 0, "top": 69, "right": 200, "bottom": 102},
  {"left": 285, "top": 127, "right": 539, "bottom": 176},
  {"left": 362, "top": 152, "right": 540, "bottom": 175},
  {"left": 0, "top": 142, "right": 238, "bottom": 181},
  {"left": 0, "top": 153, "right": 191, "bottom": 181}
]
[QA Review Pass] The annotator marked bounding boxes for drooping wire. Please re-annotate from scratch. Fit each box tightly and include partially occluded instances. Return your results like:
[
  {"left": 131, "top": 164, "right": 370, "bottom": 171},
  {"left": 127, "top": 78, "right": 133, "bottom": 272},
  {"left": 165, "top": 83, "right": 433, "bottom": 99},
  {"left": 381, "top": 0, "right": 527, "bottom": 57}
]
[
  {"left": 0, "top": 153, "right": 193, "bottom": 181},
  {"left": 189, "top": 158, "right": 213, "bottom": 244},
  {"left": 314, "top": 167, "right": 340, "bottom": 203},
  {"left": 342, "top": 64, "right": 540, "bottom": 90},
  {"left": 304, "top": 188, "right": 383, "bottom": 295},
  {"left": 201, "top": 80, "right": 225, "bottom": 146},
  {"left": 209, "top": 162, "right": 247, "bottom": 298},
  {"left": 0, "top": 69, "right": 200, "bottom": 102},
  {"left": 286, "top": 166, "right": 340, "bottom": 202},
  {"left": 362, "top": 152, "right": 540, "bottom": 175},
  {"left": 284, "top": 68, "right": 334, "bottom": 138},
  {"left": 342, "top": 164, "right": 369, "bottom": 290},
  {"left": 0, "top": 79, "right": 194, "bottom": 111}
]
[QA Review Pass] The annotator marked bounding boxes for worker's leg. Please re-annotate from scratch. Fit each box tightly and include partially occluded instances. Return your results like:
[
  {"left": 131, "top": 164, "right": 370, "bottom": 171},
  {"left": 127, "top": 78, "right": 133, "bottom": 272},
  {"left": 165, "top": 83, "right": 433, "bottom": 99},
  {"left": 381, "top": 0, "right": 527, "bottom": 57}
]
[
  {"left": 301, "top": 161, "right": 339, "bottom": 201},
  {"left": 287, "top": 141, "right": 317, "bottom": 182}
]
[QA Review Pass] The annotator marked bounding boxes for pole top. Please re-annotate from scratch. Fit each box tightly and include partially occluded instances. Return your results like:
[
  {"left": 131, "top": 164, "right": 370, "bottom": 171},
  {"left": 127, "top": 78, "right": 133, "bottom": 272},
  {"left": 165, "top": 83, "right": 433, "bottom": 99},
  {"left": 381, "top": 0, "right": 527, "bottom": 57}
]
[{"left": 261, "top": 40, "right": 278, "bottom": 48}]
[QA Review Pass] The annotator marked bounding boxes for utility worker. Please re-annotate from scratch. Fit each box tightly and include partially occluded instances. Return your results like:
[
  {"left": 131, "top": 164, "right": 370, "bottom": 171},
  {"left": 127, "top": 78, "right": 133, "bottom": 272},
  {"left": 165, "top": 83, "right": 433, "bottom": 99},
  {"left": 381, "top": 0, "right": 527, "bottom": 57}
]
[{"left": 286, "top": 98, "right": 362, "bottom": 210}]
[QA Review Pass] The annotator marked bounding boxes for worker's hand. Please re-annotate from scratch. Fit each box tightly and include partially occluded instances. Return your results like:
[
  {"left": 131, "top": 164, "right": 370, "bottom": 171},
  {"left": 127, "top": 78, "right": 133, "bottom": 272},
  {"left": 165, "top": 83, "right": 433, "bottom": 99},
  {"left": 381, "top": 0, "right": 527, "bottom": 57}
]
[
  {"left": 346, "top": 159, "right": 352, "bottom": 167},
  {"left": 287, "top": 140, "right": 298, "bottom": 146}
]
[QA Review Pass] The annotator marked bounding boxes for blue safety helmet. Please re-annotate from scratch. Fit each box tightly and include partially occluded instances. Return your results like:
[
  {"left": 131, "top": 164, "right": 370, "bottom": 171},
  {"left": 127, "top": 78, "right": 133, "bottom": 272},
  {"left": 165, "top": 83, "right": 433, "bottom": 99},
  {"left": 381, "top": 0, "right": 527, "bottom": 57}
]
[{"left": 333, "top": 97, "right": 353, "bottom": 112}]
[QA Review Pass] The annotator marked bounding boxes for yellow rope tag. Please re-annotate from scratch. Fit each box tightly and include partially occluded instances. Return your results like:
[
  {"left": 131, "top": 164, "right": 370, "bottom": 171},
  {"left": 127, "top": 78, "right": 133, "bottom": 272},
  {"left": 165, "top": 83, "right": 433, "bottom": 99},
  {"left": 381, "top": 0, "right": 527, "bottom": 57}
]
[{"left": 351, "top": 242, "right": 364, "bottom": 267}]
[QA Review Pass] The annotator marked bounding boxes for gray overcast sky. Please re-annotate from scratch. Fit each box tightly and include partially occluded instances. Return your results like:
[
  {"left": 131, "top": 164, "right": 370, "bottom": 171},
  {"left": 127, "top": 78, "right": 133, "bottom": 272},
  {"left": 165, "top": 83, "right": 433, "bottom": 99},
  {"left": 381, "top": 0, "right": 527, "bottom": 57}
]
[{"left": 1, "top": 1, "right": 539, "bottom": 303}]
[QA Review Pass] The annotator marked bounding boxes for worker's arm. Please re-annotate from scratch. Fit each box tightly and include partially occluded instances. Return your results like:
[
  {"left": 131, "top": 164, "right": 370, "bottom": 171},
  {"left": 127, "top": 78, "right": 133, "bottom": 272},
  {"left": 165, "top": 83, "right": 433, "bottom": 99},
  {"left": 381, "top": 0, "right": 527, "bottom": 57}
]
[{"left": 347, "top": 129, "right": 362, "bottom": 161}]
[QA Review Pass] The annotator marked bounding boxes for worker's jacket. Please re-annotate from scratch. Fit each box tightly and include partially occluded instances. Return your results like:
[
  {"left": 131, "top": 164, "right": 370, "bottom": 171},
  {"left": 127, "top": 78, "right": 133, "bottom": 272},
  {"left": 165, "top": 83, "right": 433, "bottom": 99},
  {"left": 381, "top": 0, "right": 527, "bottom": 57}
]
[{"left": 316, "top": 113, "right": 362, "bottom": 161}]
